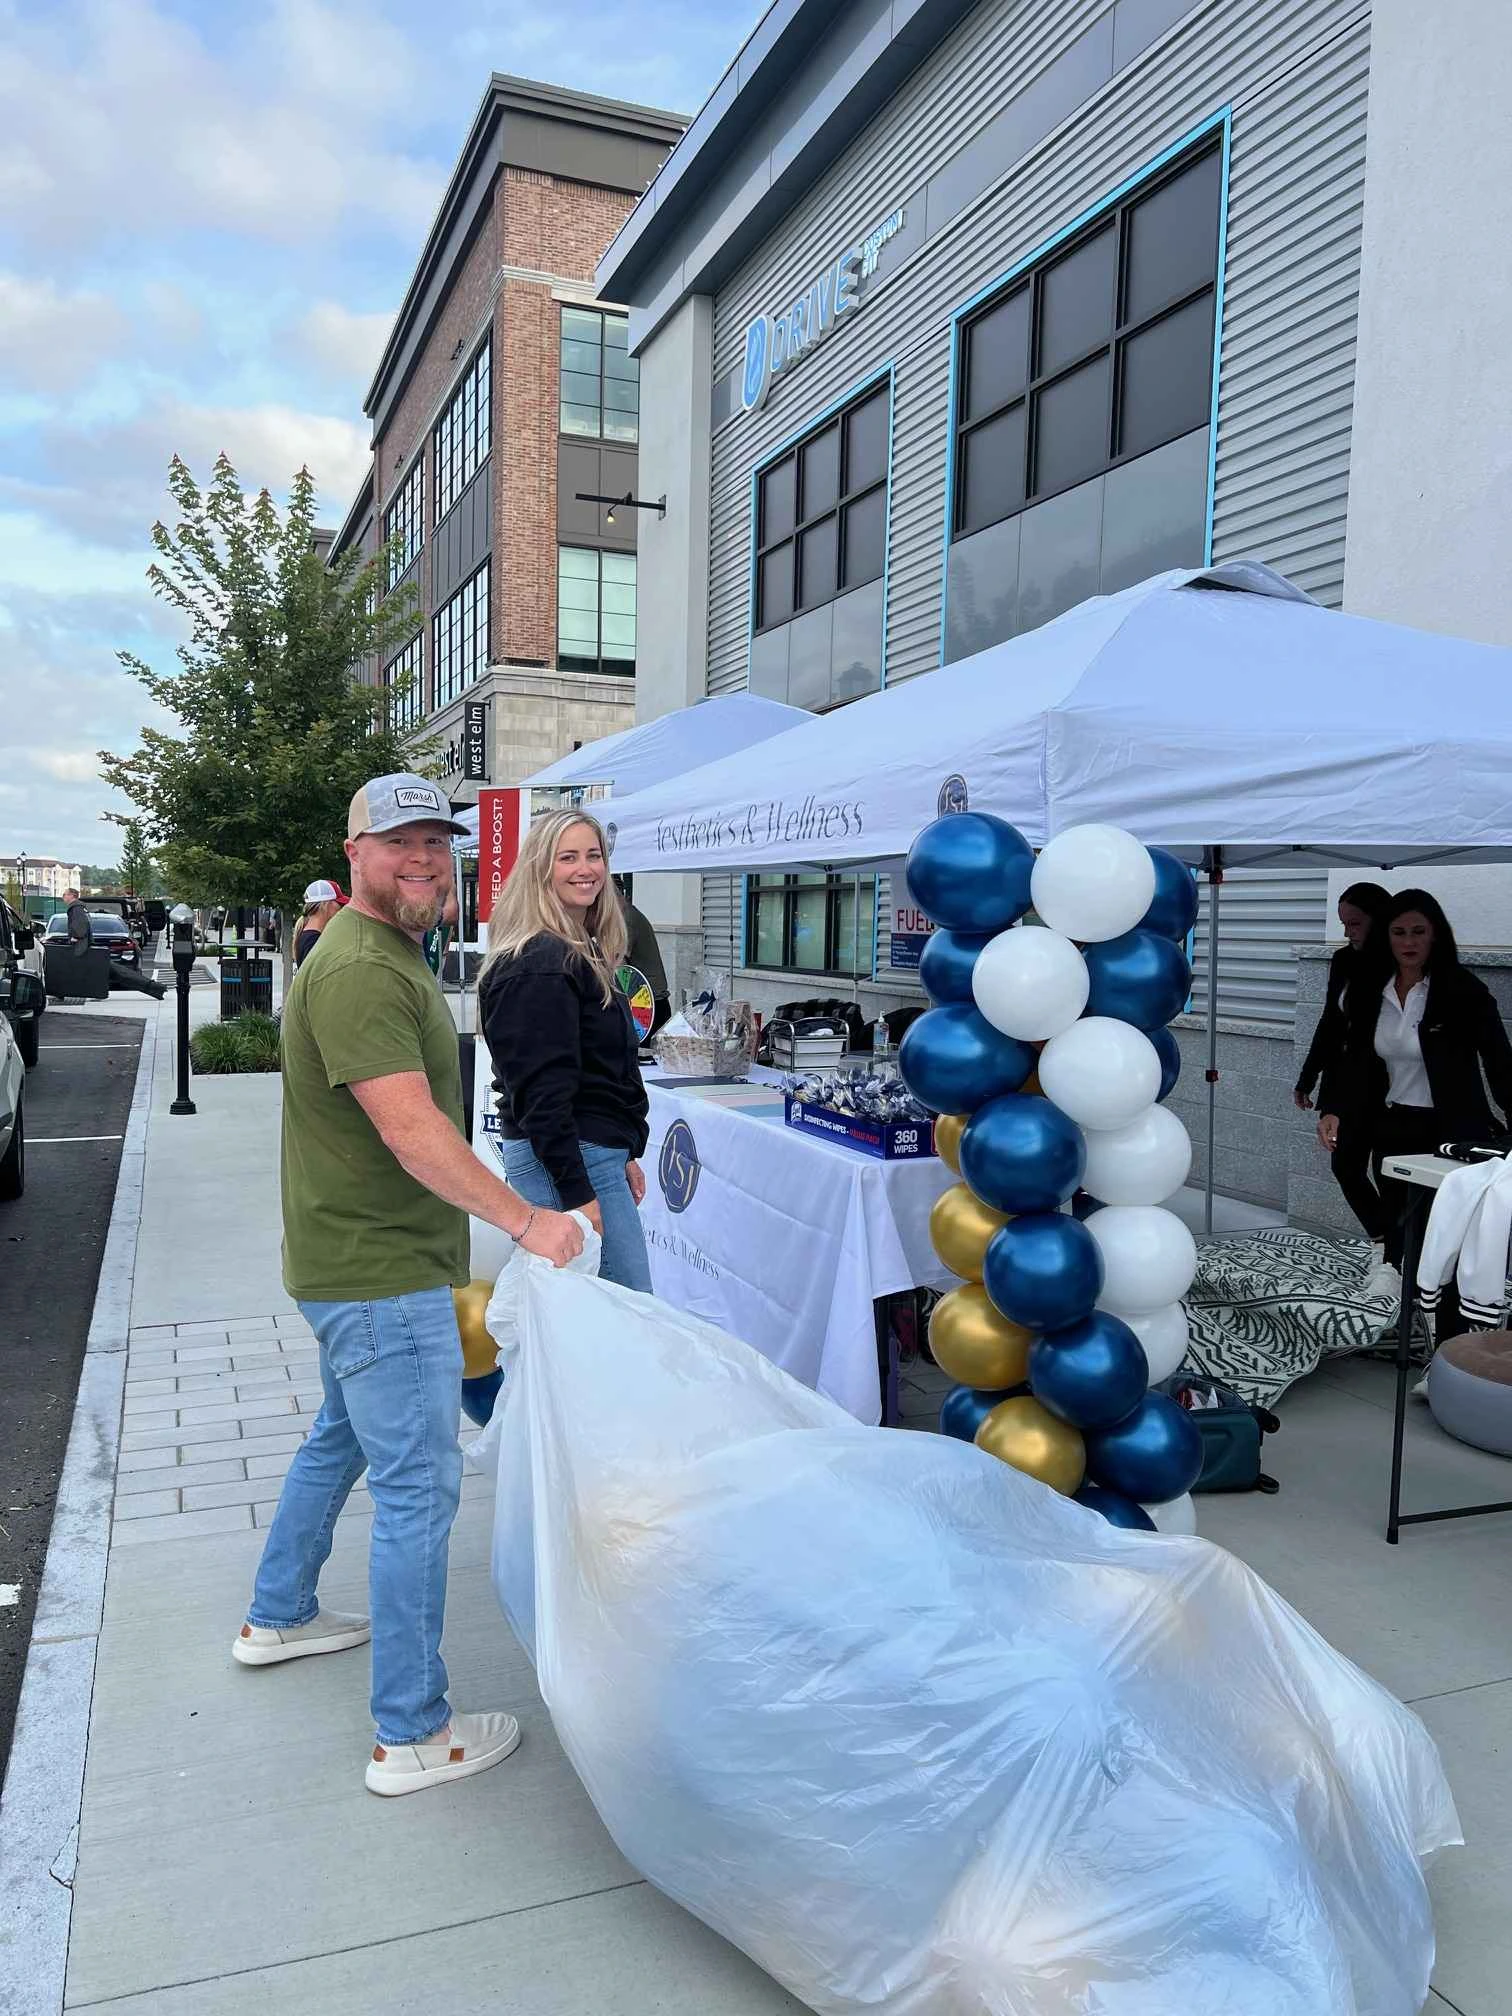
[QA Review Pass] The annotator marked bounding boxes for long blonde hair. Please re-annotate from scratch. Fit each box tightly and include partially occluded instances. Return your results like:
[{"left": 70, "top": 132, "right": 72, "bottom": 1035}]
[{"left": 482, "top": 809, "right": 627, "bottom": 1005}]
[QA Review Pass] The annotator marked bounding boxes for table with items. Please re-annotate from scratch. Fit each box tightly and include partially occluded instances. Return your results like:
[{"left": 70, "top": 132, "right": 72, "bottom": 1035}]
[{"left": 638, "top": 1063, "right": 955, "bottom": 1424}]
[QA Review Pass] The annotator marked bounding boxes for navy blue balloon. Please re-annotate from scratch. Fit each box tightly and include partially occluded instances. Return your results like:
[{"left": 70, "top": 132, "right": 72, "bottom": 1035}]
[
  {"left": 1083, "top": 930, "right": 1192, "bottom": 1031},
  {"left": 1150, "top": 1025, "right": 1182, "bottom": 1101},
  {"left": 1084, "top": 1391, "right": 1204, "bottom": 1503},
  {"left": 983, "top": 1214, "right": 1103, "bottom": 1333},
  {"left": 461, "top": 1369, "right": 503, "bottom": 1427},
  {"left": 960, "top": 1094, "right": 1086, "bottom": 1215},
  {"left": 1029, "top": 1312, "right": 1150, "bottom": 1431},
  {"left": 939, "top": 1383, "right": 1021, "bottom": 1442},
  {"left": 905, "top": 813, "right": 1034, "bottom": 934},
  {"left": 918, "top": 928, "right": 992, "bottom": 1005},
  {"left": 1074, "top": 1483, "right": 1157, "bottom": 1531},
  {"left": 1140, "top": 848, "right": 1199, "bottom": 942},
  {"left": 898, "top": 1005, "right": 1035, "bottom": 1115}
]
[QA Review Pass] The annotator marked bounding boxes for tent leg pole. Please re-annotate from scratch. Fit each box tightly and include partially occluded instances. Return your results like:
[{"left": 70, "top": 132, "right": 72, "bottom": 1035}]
[
  {"left": 853, "top": 873, "right": 862, "bottom": 1006},
  {"left": 1204, "top": 848, "right": 1224, "bottom": 1236}
]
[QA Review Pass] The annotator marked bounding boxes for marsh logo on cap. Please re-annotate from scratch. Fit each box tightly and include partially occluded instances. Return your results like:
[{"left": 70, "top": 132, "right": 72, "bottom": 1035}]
[
  {"left": 394, "top": 785, "right": 442, "bottom": 811},
  {"left": 938, "top": 774, "right": 969, "bottom": 815},
  {"left": 658, "top": 1120, "right": 700, "bottom": 1215},
  {"left": 741, "top": 315, "right": 773, "bottom": 413}
]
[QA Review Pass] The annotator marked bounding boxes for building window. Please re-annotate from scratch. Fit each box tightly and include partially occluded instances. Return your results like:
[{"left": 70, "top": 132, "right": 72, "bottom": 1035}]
[
  {"left": 557, "top": 547, "right": 636, "bottom": 676},
  {"left": 745, "top": 873, "right": 878, "bottom": 978},
  {"left": 756, "top": 384, "right": 888, "bottom": 632},
  {"left": 384, "top": 633, "right": 424, "bottom": 731},
  {"left": 559, "top": 308, "right": 639, "bottom": 444},
  {"left": 432, "top": 561, "right": 489, "bottom": 709},
  {"left": 952, "top": 137, "right": 1221, "bottom": 541},
  {"left": 433, "top": 339, "right": 491, "bottom": 523},
  {"left": 383, "top": 458, "right": 423, "bottom": 588}
]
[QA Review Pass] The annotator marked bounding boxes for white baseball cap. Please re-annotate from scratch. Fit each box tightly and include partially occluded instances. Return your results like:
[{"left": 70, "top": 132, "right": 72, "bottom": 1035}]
[{"left": 304, "top": 879, "right": 343, "bottom": 903}]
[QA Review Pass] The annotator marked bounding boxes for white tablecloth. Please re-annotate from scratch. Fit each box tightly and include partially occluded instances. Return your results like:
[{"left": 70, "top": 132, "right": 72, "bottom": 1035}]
[{"left": 639, "top": 1070, "right": 955, "bottom": 1422}]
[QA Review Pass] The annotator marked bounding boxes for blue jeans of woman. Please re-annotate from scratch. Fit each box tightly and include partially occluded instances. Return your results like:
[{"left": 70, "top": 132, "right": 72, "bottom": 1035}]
[
  {"left": 499, "top": 1137, "right": 652, "bottom": 1293},
  {"left": 247, "top": 1286, "right": 463, "bottom": 1745}
]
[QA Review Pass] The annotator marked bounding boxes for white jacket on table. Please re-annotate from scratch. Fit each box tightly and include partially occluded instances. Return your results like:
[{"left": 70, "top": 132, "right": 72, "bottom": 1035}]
[{"left": 1417, "top": 1154, "right": 1512, "bottom": 1328}]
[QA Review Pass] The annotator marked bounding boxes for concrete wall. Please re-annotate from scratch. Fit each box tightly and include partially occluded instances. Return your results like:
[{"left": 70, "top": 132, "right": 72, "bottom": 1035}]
[{"left": 1344, "top": 0, "right": 1512, "bottom": 647}]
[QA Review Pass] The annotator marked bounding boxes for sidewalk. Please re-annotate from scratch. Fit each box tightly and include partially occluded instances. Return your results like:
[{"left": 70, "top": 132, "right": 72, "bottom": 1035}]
[{"left": 3, "top": 982, "right": 1509, "bottom": 2013}]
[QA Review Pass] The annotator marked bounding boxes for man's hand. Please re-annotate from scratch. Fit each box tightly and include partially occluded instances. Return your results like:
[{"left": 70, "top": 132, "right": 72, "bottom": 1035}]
[
  {"left": 626, "top": 1159, "right": 646, "bottom": 1206},
  {"left": 1318, "top": 1113, "right": 1340, "bottom": 1152},
  {"left": 518, "top": 1208, "right": 584, "bottom": 1267},
  {"left": 581, "top": 1199, "right": 604, "bottom": 1235},
  {"left": 1293, "top": 1087, "right": 1314, "bottom": 1111}
]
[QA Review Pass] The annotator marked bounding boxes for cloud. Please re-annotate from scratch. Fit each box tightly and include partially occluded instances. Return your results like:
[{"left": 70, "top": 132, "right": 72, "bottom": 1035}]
[
  {"left": 25, "top": 748, "right": 107, "bottom": 785},
  {"left": 0, "top": 272, "right": 129, "bottom": 392},
  {"left": 294, "top": 302, "right": 394, "bottom": 386}
]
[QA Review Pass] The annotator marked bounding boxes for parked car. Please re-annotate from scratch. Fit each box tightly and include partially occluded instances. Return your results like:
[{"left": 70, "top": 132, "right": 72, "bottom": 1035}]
[
  {"left": 43, "top": 912, "right": 142, "bottom": 973},
  {"left": 0, "top": 1012, "right": 24, "bottom": 1199},
  {"left": 0, "top": 896, "right": 43, "bottom": 1068}
]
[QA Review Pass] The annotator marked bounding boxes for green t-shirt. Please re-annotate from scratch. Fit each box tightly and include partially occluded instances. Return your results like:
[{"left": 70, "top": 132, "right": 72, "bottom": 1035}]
[{"left": 280, "top": 905, "right": 470, "bottom": 1302}]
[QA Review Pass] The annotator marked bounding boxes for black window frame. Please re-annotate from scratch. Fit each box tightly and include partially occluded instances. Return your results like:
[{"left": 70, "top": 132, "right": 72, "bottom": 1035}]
[
  {"left": 557, "top": 545, "right": 637, "bottom": 677},
  {"left": 754, "top": 382, "right": 890, "bottom": 636},
  {"left": 951, "top": 135, "right": 1222, "bottom": 542},
  {"left": 433, "top": 338, "right": 492, "bottom": 525},
  {"left": 432, "top": 559, "right": 490, "bottom": 711},
  {"left": 383, "top": 632, "right": 424, "bottom": 732},
  {"left": 558, "top": 306, "right": 640, "bottom": 445},
  {"left": 744, "top": 871, "right": 878, "bottom": 979},
  {"left": 383, "top": 456, "right": 423, "bottom": 589}
]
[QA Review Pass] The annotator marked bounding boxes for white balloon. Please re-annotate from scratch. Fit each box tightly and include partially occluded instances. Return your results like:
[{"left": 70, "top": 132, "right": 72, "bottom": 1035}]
[
  {"left": 1038, "top": 1018, "right": 1161, "bottom": 1129},
  {"left": 1121, "top": 1303, "right": 1190, "bottom": 1385},
  {"left": 1081, "top": 1105, "right": 1193, "bottom": 1206},
  {"left": 1089, "top": 1205, "right": 1199, "bottom": 1316},
  {"left": 1143, "top": 1492, "right": 1198, "bottom": 1535},
  {"left": 1030, "top": 825, "right": 1157, "bottom": 944},
  {"left": 971, "top": 926, "right": 1089, "bottom": 1043}
]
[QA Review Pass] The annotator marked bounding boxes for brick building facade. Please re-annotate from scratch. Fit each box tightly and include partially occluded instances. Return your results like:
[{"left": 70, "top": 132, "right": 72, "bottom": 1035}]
[{"left": 330, "top": 77, "right": 684, "bottom": 802}]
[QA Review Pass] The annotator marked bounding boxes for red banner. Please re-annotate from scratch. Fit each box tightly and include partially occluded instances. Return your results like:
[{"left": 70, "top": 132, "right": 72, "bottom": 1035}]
[{"left": 477, "top": 787, "right": 523, "bottom": 924}]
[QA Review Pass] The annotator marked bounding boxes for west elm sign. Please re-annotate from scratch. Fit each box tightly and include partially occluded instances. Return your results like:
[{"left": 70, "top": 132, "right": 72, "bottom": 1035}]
[{"left": 740, "top": 206, "right": 906, "bottom": 413}]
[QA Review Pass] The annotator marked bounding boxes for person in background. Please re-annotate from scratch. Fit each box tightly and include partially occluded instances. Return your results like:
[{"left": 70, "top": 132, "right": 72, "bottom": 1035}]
[
  {"left": 294, "top": 880, "right": 344, "bottom": 970},
  {"left": 60, "top": 886, "right": 166, "bottom": 1000},
  {"left": 1322, "top": 889, "right": 1512, "bottom": 1309},
  {"left": 237, "top": 773, "right": 583, "bottom": 1799},
  {"left": 481, "top": 812, "right": 652, "bottom": 1292},
  {"left": 615, "top": 875, "right": 671, "bottom": 1037},
  {"left": 423, "top": 870, "right": 459, "bottom": 981},
  {"left": 1296, "top": 883, "right": 1390, "bottom": 1244}
]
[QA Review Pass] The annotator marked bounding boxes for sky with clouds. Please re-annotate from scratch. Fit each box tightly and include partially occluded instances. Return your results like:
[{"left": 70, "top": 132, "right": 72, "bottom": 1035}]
[{"left": 0, "top": 0, "right": 760, "bottom": 869}]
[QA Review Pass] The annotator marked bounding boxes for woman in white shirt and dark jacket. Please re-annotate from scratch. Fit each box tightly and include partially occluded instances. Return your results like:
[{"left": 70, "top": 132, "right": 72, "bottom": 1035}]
[{"left": 1322, "top": 890, "right": 1512, "bottom": 1303}]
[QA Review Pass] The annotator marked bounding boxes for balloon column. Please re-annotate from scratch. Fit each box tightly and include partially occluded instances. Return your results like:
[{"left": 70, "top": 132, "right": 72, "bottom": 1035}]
[{"left": 901, "top": 819, "right": 1204, "bottom": 1534}]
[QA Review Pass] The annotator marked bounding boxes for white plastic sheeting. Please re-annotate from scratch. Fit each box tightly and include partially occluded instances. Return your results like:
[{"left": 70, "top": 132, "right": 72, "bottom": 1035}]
[
  {"left": 603, "top": 562, "right": 1512, "bottom": 875},
  {"left": 475, "top": 1248, "right": 1460, "bottom": 2016}
]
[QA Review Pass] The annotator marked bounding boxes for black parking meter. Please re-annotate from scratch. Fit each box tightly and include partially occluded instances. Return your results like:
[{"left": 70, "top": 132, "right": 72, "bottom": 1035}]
[{"left": 169, "top": 904, "right": 197, "bottom": 1116}]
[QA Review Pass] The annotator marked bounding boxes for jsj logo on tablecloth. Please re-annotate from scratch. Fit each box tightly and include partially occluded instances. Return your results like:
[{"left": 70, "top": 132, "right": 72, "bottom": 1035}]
[
  {"left": 658, "top": 1120, "right": 701, "bottom": 1214},
  {"left": 938, "top": 774, "right": 969, "bottom": 815}
]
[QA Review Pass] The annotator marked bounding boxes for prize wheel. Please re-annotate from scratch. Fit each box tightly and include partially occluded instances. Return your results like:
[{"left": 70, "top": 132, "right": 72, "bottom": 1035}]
[{"left": 617, "top": 963, "right": 656, "bottom": 1043}]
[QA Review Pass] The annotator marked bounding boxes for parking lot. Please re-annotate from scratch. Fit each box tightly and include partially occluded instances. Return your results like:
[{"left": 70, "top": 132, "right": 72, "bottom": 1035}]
[{"left": 0, "top": 1009, "right": 143, "bottom": 1776}]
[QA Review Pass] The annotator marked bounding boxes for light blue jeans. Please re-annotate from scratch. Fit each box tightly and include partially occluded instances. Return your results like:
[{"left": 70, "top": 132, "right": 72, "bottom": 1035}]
[
  {"left": 498, "top": 1137, "right": 653, "bottom": 1293},
  {"left": 247, "top": 1286, "right": 463, "bottom": 1745}
]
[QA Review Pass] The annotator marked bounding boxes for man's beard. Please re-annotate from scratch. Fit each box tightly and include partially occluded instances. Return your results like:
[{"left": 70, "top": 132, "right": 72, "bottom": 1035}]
[{"left": 364, "top": 884, "right": 440, "bottom": 934}]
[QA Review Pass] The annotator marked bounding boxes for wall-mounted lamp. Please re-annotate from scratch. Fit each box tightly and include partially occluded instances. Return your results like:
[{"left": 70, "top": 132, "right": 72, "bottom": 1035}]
[{"left": 575, "top": 490, "right": 667, "bottom": 526}]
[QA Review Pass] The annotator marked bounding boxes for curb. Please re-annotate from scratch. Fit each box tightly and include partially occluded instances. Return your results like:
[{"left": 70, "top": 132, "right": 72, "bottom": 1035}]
[{"left": 0, "top": 1001, "right": 163, "bottom": 2016}]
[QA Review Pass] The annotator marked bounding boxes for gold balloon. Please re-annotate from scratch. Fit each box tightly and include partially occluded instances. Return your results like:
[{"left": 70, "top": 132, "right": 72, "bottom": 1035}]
[
  {"left": 930, "top": 1183, "right": 1012, "bottom": 1282},
  {"left": 453, "top": 1278, "right": 498, "bottom": 1379},
  {"left": 934, "top": 1111, "right": 967, "bottom": 1173},
  {"left": 929, "top": 1284, "right": 1033, "bottom": 1389},
  {"left": 975, "top": 1396, "right": 1086, "bottom": 1496}
]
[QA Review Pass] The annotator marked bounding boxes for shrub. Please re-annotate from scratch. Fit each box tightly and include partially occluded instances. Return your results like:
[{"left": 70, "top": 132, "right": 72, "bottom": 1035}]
[{"left": 190, "top": 1012, "right": 282, "bottom": 1074}]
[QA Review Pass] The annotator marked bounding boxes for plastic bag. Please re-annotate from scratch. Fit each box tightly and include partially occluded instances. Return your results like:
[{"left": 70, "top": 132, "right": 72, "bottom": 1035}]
[{"left": 483, "top": 1255, "right": 1460, "bottom": 2016}]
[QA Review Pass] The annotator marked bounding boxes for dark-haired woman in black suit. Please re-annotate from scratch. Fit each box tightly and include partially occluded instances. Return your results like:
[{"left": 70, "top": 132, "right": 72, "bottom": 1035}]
[
  {"left": 1321, "top": 890, "right": 1512, "bottom": 1304},
  {"left": 1296, "top": 882, "right": 1390, "bottom": 1241}
]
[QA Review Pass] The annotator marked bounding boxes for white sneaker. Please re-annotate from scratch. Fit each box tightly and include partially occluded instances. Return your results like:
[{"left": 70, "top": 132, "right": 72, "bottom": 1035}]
[
  {"left": 1411, "top": 1374, "right": 1431, "bottom": 1401},
  {"left": 366, "top": 1710, "right": 522, "bottom": 1798},
  {"left": 1364, "top": 1257, "right": 1403, "bottom": 1302},
  {"left": 232, "top": 1608, "right": 371, "bottom": 1667}
]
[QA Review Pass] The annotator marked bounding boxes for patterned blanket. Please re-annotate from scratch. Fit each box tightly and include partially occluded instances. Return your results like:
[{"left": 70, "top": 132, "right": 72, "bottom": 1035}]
[{"left": 1183, "top": 1229, "right": 1415, "bottom": 1406}]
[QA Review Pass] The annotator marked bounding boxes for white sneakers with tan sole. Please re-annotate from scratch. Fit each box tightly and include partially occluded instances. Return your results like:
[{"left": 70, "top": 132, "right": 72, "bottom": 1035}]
[
  {"left": 232, "top": 1608, "right": 371, "bottom": 1666},
  {"left": 365, "top": 1711, "right": 522, "bottom": 1797}
]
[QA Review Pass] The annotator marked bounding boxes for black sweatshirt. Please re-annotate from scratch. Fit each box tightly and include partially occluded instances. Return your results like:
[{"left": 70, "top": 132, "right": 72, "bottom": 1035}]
[{"left": 479, "top": 932, "right": 650, "bottom": 1210}]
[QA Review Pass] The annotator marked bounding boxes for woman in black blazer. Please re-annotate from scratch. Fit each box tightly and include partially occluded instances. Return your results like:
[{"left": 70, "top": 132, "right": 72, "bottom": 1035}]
[
  {"left": 1321, "top": 889, "right": 1512, "bottom": 1299},
  {"left": 1295, "top": 882, "right": 1389, "bottom": 1239}
]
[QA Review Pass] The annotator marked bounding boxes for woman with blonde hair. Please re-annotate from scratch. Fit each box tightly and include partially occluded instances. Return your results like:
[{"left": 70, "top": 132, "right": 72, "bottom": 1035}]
[
  {"left": 479, "top": 809, "right": 651, "bottom": 1291},
  {"left": 294, "top": 879, "right": 344, "bottom": 970}
]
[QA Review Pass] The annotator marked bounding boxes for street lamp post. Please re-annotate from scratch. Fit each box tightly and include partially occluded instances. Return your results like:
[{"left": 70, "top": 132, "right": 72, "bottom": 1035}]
[{"left": 15, "top": 850, "right": 26, "bottom": 910}]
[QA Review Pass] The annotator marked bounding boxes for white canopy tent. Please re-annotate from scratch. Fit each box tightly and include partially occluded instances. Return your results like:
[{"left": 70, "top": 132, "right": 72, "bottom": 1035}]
[{"left": 603, "top": 561, "right": 1512, "bottom": 1226}]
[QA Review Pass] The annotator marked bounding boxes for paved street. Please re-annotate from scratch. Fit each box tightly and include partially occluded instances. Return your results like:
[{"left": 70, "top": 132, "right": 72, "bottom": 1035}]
[{"left": 0, "top": 1012, "right": 143, "bottom": 1778}]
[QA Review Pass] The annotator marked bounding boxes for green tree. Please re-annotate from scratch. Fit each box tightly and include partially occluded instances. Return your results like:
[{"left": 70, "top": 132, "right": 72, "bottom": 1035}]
[
  {"left": 102, "top": 455, "right": 432, "bottom": 973},
  {"left": 117, "top": 820, "right": 164, "bottom": 899}
]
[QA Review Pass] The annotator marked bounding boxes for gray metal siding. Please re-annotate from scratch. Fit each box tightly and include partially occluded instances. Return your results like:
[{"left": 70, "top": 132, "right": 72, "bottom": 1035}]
[
  {"left": 1192, "top": 867, "right": 1330, "bottom": 1025},
  {"left": 701, "top": 0, "right": 1367, "bottom": 986}
]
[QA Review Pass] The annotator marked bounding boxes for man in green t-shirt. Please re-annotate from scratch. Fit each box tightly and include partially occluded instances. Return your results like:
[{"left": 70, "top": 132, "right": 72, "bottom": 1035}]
[{"left": 235, "top": 772, "right": 583, "bottom": 1800}]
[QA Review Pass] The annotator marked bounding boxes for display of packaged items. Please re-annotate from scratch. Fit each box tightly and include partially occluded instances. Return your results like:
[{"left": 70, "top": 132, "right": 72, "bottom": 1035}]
[
  {"left": 651, "top": 968, "right": 756, "bottom": 1080},
  {"left": 767, "top": 1015, "right": 848, "bottom": 1071},
  {"left": 782, "top": 1066, "right": 937, "bottom": 1159}
]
